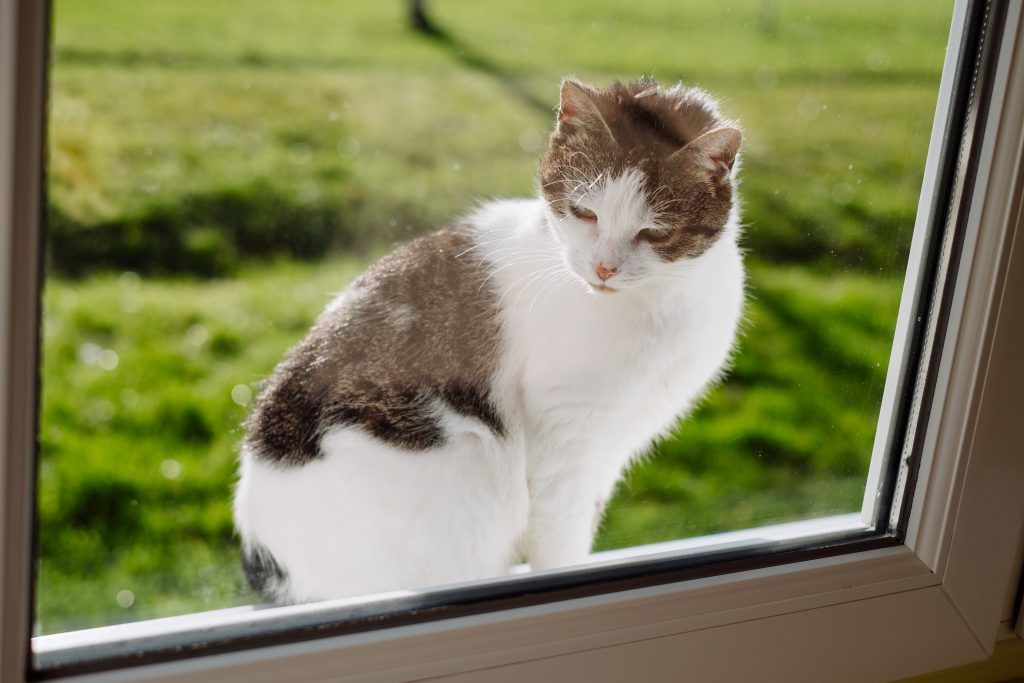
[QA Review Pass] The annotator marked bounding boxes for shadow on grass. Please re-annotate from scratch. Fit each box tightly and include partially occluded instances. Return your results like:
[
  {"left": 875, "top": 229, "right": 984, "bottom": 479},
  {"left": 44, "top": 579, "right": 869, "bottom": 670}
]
[
  {"left": 46, "top": 182, "right": 366, "bottom": 278},
  {"left": 752, "top": 283, "right": 883, "bottom": 388},
  {"left": 411, "top": 21, "right": 553, "bottom": 117},
  {"left": 741, "top": 183, "right": 913, "bottom": 273},
  {"left": 52, "top": 47, "right": 369, "bottom": 71}
]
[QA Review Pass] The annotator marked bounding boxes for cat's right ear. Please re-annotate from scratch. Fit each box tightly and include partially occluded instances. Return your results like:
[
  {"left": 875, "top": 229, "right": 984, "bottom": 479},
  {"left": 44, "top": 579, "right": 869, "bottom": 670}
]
[{"left": 557, "top": 78, "right": 617, "bottom": 143}]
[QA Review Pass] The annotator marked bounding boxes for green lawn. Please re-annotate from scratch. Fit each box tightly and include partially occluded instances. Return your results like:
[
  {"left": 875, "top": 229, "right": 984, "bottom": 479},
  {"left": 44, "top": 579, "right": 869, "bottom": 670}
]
[{"left": 39, "top": 0, "right": 953, "bottom": 633}]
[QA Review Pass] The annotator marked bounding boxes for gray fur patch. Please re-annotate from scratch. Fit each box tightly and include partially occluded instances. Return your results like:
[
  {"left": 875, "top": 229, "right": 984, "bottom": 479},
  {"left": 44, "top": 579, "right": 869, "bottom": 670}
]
[
  {"left": 242, "top": 542, "right": 288, "bottom": 602},
  {"left": 245, "top": 227, "right": 504, "bottom": 464}
]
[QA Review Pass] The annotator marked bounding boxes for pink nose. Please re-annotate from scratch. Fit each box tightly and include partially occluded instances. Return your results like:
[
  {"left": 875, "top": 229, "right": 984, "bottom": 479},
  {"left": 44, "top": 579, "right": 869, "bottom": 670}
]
[{"left": 595, "top": 263, "right": 618, "bottom": 281}]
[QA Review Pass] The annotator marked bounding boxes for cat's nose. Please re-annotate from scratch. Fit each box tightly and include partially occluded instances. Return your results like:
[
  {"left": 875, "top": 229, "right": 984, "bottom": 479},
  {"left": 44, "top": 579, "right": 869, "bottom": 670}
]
[{"left": 595, "top": 263, "right": 618, "bottom": 281}]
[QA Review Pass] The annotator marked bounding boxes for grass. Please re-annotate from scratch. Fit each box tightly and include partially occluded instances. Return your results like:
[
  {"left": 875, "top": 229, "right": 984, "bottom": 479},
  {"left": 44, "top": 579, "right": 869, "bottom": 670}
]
[
  {"left": 48, "top": 0, "right": 949, "bottom": 275},
  {"left": 38, "top": 0, "right": 953, "bottom": 634}
]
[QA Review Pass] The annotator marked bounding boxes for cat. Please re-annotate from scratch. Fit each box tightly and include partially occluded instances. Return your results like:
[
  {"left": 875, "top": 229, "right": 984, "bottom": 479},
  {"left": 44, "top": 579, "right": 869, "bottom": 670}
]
[{"left": 233, "top": 77, "right": 745, "bottom": 604}]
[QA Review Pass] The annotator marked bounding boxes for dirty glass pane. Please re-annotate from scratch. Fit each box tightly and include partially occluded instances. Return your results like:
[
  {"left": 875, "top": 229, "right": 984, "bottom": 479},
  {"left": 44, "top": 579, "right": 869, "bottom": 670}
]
[{"left": 38, "top": 0, "right": 954, "bottom": 633}]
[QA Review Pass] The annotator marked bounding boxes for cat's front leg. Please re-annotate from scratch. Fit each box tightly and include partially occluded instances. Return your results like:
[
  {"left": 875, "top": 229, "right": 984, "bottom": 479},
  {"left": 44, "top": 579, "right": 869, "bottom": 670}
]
[{"left": 525, "top": 459, "right": 618, "bottom": 571}]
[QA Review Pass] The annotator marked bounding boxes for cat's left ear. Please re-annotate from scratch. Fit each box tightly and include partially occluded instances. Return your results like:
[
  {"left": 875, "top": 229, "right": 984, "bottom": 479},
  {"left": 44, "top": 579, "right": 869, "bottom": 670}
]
[{"left": 673, "top": 127, "right": 743, "bottom": 177}]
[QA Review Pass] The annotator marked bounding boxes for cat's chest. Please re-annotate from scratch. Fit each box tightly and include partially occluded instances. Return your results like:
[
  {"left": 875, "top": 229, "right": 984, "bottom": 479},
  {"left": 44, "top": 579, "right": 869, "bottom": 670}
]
[{"left": 512, "top": 290, "right": 717, "bottom": 425}]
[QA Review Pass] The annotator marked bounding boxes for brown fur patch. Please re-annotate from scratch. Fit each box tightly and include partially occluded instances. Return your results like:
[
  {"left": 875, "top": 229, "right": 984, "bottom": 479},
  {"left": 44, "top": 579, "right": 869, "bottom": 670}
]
[
  {"left": 540, "top": 78, "right": 740, "bottom": 261},
  {"left": 246, "top": 228, "right": 504, "bottom": 464}
]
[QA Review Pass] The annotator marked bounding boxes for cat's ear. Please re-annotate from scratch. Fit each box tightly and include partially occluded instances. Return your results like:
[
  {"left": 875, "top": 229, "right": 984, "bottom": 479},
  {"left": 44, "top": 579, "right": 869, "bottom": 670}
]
[
  {"left": 557, "top": 78, "right": 617, "bottom": 143},
  {"left": 672, "top": 127, "right": 742, "bottom": 177}
]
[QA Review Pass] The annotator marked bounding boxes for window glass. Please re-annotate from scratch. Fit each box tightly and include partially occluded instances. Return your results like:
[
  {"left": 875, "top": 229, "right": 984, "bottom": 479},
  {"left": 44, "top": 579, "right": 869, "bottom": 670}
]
[{"left": 39, "top": 0, "right": 955, "bottom": 633}]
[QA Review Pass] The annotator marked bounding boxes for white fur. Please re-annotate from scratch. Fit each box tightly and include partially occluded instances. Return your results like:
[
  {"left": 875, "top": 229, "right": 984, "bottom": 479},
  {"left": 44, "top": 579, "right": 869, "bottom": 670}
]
[
  {"left": 234, "top": 405, "right": 529, "bottom": 601},
  {"left": 234, "top": 175, "right": 744, "bottom": 600},
  {"left": 554, "top": 168, "right": 676, "bottom": 289}
]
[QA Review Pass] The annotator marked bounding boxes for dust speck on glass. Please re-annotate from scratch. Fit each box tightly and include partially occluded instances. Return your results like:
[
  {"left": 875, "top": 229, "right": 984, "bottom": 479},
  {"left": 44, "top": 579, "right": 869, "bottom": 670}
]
[{"left": 38, "top": 0, "right": 954, "bottom": 633}]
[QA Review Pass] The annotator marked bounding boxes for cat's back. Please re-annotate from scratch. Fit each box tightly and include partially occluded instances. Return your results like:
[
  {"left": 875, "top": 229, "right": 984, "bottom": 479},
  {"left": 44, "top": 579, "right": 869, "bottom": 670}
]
[{"left": 243, "top": 226, "right": 506, "bottom": 466}]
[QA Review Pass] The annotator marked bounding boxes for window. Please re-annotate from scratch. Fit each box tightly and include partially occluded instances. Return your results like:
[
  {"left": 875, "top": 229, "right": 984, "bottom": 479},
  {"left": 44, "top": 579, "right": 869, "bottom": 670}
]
[
  {"left": 2, "top": 0, "right": 1023, "bottom": 680},
  {"left": 33, "top": 0, "right": 962, "bottom": 640}
]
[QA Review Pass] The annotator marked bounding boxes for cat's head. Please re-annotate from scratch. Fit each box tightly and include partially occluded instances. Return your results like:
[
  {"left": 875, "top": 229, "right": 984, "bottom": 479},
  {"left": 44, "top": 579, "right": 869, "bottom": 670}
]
[{"left": 539, "top": 78, "right": 741, "bottom": 293}]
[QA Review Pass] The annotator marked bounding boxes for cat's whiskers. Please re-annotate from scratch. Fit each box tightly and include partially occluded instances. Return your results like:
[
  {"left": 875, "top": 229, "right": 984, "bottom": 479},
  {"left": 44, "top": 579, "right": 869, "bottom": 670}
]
[
  {"left": 539, "top": 177, "right": 568, "bottom": 190},
  {"left": 524, "top": 272, "right": 552, "bottom": 317},
  {"left": 648, "top": 183, "right": 672, "bottom": 205},
  {"left": 528, "top": 266, "right": 576, "bottom": 318},
  {"left": 543, "top": 162, "right": 592, "bottom": 194},
  {"left": 565, "top": 170, "right": 610, "bottom": 207},
  {"left": 501, "top": 266, "right": 563, "bottom": 315},
  {"left": 478, "top": 245, "right": 552, "bottom": 264},
  {"left": 456, "top": 239, "right": 507, "bottom": 259},
  {"left": 653, "top": 270, "right": 701, "bottom": 290},
  {"left": 477, "top": 254, "right": 561, "bottom": 296},
  {"left": 551, "top": 268, "right": 584, "bottom": 302},
  {"left": 476, "top": 245, "right": 550, "bottom": 261},
  {"left": 456, "top": 231, "right": 521, "bottom": 258},
  {"left": 494, "top": 260, "right": 564, "bottom": 313},
  {"left": 648, "top": 199, "right": 680, "bottom": 220},
  {"left": 525, "top": 270, "right": 561, "bottom": 318},
  {"left": 637, "top": 184, "right": 678, "bottom": 220},
  {"left": 512, "top": 262, "right": 568, "bottom": 312},
  {"left": 474, "top": 249, "right": 554, "bottom": 279}
]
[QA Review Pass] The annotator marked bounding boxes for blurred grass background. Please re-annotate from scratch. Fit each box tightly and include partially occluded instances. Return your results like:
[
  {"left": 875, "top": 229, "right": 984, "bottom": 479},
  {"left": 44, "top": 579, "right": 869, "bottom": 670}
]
[{"left": 38, "top": 0, "right": 953, "bottom": 633}]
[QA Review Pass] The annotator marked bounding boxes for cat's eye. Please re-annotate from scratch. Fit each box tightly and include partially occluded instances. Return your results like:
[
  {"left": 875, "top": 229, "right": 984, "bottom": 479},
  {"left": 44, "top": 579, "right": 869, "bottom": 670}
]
[
  {"left": 569, "top": 204, "right": 598, "bottom": 221},
  {"left": 636, "top": 228, "right": 672, "bottom": 244}
]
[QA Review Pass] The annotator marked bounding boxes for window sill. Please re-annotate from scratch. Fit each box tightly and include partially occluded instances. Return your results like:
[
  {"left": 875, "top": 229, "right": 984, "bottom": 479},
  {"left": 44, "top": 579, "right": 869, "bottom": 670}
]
[
  {"left": 34, "top": 513, "right": 869, "bottom": 671},
  {"left": 32, "top": 536, "right": 961, "bottom": 682}
]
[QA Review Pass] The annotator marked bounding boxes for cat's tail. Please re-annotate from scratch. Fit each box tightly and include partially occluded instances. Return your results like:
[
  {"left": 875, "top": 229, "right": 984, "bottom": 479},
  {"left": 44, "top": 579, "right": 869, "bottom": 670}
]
[{"left": 241, "top": 541, "right": 290, "bottom": 604}]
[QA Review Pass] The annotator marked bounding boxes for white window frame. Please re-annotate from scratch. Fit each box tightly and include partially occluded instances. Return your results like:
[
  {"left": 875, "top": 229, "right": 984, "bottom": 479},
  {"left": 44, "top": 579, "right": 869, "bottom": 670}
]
[{"left": 3, "top": 0, "right": 1024, "bottom": 680}]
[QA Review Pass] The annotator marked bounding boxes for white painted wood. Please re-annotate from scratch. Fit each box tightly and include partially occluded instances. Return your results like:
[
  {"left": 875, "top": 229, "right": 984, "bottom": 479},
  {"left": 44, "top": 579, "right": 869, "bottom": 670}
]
[
  {"left": 939, "top": 123, "right": 1024, "bottom": 648},
  {"left": 438, "top": 589, "right": 982, "bottom": 683},
  {"left": 904, "top": 0, "right": 1024, "bottom": 572},
  {"left": 901, "top": 0, "right": 1024, "bottom": 653},
  {"left": 45, "top": 547, "right": 944, "bottom": 683}
]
